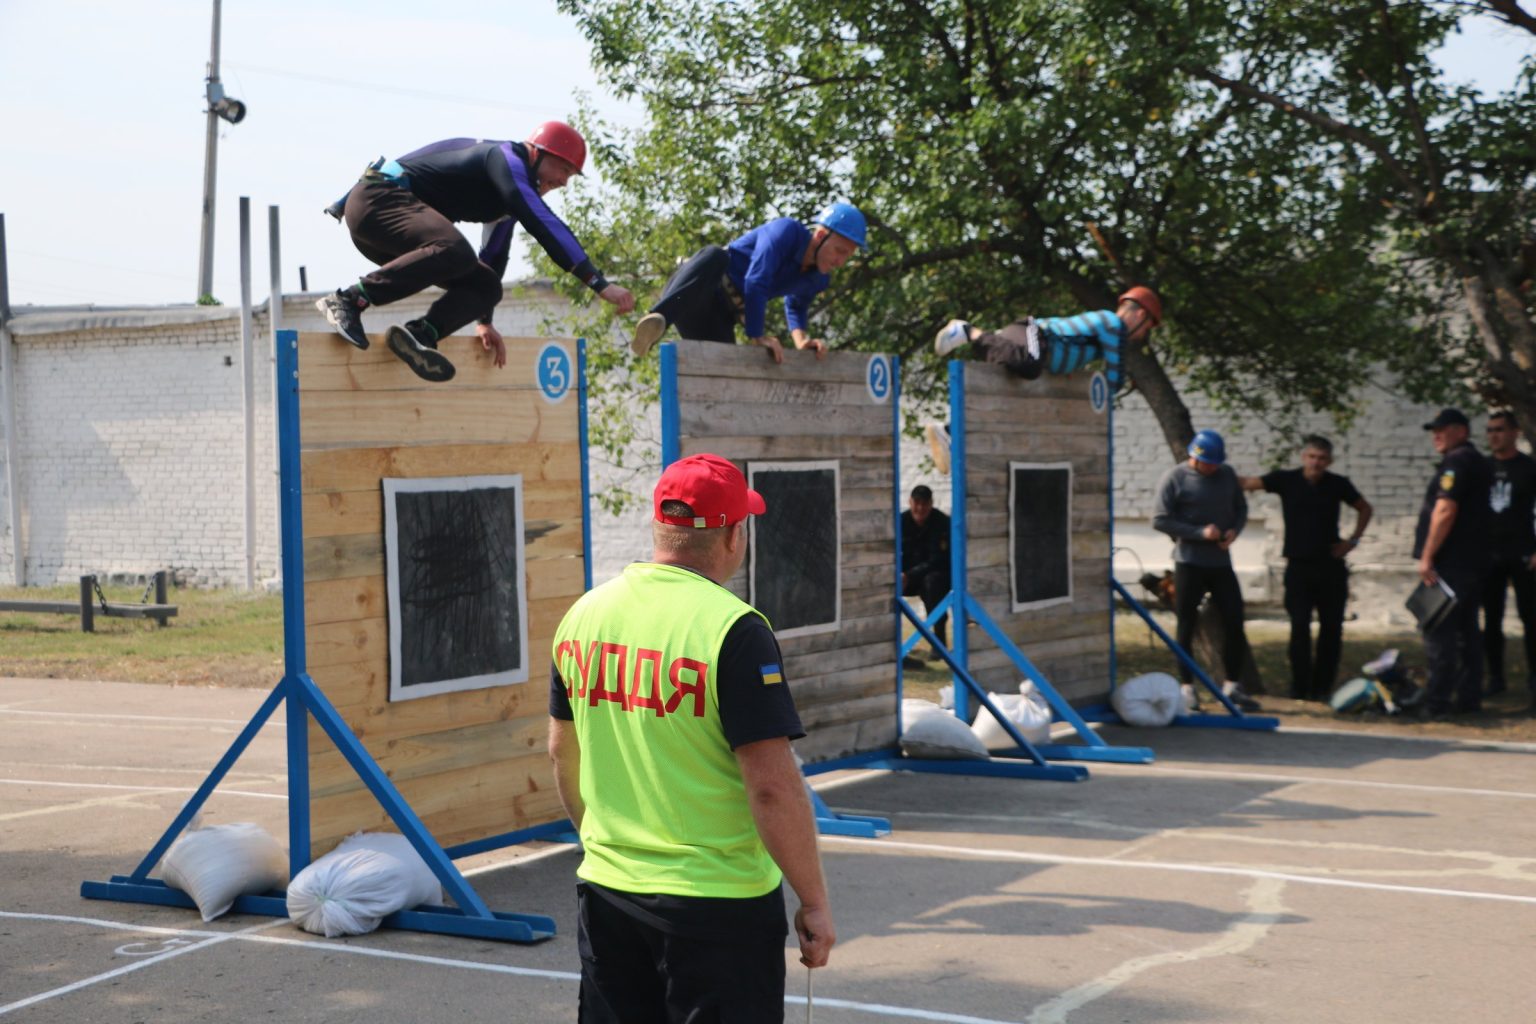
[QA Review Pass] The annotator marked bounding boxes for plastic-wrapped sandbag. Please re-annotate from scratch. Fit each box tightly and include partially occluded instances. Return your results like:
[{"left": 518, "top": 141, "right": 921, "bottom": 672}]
[
  {"left": 970, "top": 681, "right": 1053, "bottom": 750},
  {"left": 286, "top": 832, "right": 443, "bottom": 938},
  {"left": 901, "top": 707, "right": 989, "bottom": 761},
  {"left": 1111, "top": 672, "right": 1183, "bottom": 727},
  {"left": 161, "top": 822, "right": 288, "bottom": 922}
]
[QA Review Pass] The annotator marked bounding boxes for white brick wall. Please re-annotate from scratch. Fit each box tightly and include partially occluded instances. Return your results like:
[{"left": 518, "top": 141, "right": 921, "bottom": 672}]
[
  {"left": 0, "top": 290, "right": 1472, "bottom": 620},
  {"left": 0, "top": 283, "right": 570, "bottom": 587}
]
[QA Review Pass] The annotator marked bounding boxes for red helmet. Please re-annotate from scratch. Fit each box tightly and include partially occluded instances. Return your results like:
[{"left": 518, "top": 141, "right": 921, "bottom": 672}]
[
  {"left": 1118, "top": 285, "right": 1162, "bottom": 326},
  {"left": 526, "top": 120, "right": 587, "bottom": 174}
]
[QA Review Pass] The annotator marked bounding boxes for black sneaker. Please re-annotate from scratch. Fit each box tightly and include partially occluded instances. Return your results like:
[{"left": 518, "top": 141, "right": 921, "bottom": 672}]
[
  {"left": 315, "top": 289, "right": 370, "bottom": 350},
  {"left": 386, "top": 321, "right": 456, "bottom": 382}
]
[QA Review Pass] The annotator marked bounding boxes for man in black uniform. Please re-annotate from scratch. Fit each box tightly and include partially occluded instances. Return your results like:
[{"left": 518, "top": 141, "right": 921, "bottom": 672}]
[
  {"left": 1240, "top": 435, "right": 1373, "bottom": 701},
  {"left": 316, "top": 121, "right": 635, "bottom": 382},
  {"left": 1414, "top": 408, "right": 1493, "bottom": 716},
  {"left": 900, "top": 485, "right": 951, "bottom": 659},
  {"left": 1480, "top": 411, "right": 1536, "bottom": 708}
]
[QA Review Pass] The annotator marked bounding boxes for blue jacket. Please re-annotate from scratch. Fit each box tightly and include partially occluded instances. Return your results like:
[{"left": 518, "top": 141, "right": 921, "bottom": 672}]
[
  {"left": 1036, "top": 310, "right": 1126, "bottom": 388},
  {"left": 726, "top": 218, "right": 830, "bottom": 338}
]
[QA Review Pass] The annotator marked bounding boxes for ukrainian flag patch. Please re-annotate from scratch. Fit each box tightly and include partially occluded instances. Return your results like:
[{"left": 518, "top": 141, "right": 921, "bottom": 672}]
[{"left": 760, "top": 664, "right": 783, "bottom": 685}]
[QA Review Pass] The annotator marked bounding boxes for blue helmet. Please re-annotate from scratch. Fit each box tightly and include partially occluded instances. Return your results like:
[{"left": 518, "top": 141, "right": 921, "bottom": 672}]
[
  {"left": 813, "top": 201, "right": 868, "bottom": 249},
  {"left": 1188, "top": 429, "right": 1226, "bottom": 466}
]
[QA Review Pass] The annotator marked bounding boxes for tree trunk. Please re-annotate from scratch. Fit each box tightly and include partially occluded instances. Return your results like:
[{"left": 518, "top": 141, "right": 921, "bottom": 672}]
[{"left": 1122, "top": 334, "right": 1196, "bottom": 462}]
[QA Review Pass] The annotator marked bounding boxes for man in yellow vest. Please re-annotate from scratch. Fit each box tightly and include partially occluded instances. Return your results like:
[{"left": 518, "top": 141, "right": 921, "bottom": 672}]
[{"left": 549, "top": 453, "right": 835, "bottom": 1022}]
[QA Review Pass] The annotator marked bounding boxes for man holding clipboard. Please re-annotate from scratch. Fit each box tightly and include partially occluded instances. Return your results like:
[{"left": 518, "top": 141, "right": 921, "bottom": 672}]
[{"left": 1413, "top": 408, "right": 1493, "bottom": 717}]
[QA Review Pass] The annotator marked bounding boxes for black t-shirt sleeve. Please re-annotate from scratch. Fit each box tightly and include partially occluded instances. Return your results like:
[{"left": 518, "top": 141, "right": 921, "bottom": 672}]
[
  {"left": 1335, "top": 474, "right": 1362, "bottom": 505},
  {"left": 1260, "top": 469, "right": 1286, "bottom": 495},
  {"left": 549, "top": 661, "right": 574, "bottom": 720},
  {"left": 1440, "top": 448, "right": 1480, "bottom": 504},
  {"left": 716, "top": 615, "right": 805, "bottom": 749}
]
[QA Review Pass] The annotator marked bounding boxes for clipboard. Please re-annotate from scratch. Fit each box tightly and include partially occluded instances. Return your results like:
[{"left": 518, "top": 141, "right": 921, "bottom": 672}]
[{"left": 1405, "top": 578, "right": 1457, "bottom": 631}]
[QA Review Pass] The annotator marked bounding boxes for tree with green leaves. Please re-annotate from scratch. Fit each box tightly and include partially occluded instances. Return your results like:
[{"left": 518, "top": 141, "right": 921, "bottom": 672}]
[{"left": 540, "top": 0, "right": 1517, "bottom": 481}]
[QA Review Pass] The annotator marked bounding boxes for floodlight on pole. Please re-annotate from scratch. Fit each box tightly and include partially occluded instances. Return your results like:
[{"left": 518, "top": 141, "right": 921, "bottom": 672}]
[{"left": 196, "top": 0, "right": 247, "bottom": 302}]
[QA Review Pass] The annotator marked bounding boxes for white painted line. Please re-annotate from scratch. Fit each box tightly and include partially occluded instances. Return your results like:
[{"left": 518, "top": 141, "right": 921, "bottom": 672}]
[
  {"left": 827, "top": 836, "right": 1536, "bottom": 905},
  {"left": 0, "top": 708, "right": 279, "bottom": 727},
  {"left": 0, "top": 918, "right": 284, "bottom": 1017},
  {"left": 0, "top": 910, "right": 1016, "bottom": 1024},
  {"left": 0, "top": 760, "right": 277, "bottom": 779},
  {"left": 1278, "top": 725, "right": 1536, "bottom": 752},
  {"left": 1087, "top": 761, "right": 1536, "bottom": 800},
  {"left": 1025, "top": 877, "right": 1288, "bottom": 1024},
  {"left": 0, "top": 777, "right": 285, "bottom": 800}
]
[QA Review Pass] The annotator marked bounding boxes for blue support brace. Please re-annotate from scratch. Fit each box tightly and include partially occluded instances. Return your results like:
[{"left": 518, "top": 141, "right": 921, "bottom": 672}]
[
  {"left": 659, "top": 342, "right": 680, "bottom": 468},
  {"left": 578, "top": 336, "right": 593, "bottom": 591},
  {"left": 1106, "top": 579, "right": 1279, "bottom": 731},
  {"left": 81, "top": 329, "right": 559, "bottom": 942}
]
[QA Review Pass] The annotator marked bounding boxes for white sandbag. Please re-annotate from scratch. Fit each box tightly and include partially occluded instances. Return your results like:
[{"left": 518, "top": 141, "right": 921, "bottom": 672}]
[
  {"left": 335, "top": 831, "right": 443, "bottom": 907},
  {"left": 901, "top": 708, "right": 989, "bottom": 761},
  {"left": 286, "top": 850, "right": 415, "bottom": 937},
  {"left": 1112, "top": 672, "right": 1183, "bottom": 727},
  {"left": 901, "top": 697, "right": 947, "bottom": 732},
  {"left": 970, "top": 680, "right": 1053, "bottom": 750},
  {"left": 161, "top": 822, "right": 287, "bottom": 922},
  {"left": 286, "top": 832, "right": 444, "bottom": 938}
]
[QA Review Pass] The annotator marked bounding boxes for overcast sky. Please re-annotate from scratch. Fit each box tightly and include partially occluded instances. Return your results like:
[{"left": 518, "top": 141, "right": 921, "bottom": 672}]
[{"left": 0, "top": 1, "right": 1527, "bottom": 310}]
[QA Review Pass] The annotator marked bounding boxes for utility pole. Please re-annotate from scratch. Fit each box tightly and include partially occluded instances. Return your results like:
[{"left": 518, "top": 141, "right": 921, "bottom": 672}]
[{"left": 196, "top": 0, "right": 246, "bottom": 302}]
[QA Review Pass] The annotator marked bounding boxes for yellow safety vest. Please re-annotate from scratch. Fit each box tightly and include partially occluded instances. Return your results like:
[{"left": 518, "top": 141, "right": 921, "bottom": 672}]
[{"left": 552, "top": 562, "right": 782, "bottom": 897}]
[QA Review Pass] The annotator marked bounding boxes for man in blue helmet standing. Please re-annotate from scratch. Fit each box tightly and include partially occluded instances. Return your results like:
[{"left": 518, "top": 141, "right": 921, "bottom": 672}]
[
  {"left": 629, "top": 203, "right": 867, "bottom": 363},
  {"left": 1152, "top": 429, "right": 1261, "bottom": 712}
]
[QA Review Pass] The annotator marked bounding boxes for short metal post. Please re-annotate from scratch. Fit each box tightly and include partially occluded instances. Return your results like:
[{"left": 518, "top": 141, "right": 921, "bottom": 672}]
[
  {"left": 79, "top": 575, "right": 94, "bottom": 633},
  {"left": 155, "top": 570, "right": 168, "bottom": 626}
]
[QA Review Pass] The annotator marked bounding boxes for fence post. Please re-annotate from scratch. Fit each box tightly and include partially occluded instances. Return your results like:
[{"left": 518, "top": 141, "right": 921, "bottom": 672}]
[
  {"left": 79, "top": 575, "right": 94, "bottom": 633},
  {"left": 155, "top": 570, "right": 168, "bottom": 626}
]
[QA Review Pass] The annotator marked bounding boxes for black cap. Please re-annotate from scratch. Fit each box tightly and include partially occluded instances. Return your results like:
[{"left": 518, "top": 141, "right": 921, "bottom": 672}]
[{"left": 1422, "top": 408, "right": 1469, "bottom": 430}]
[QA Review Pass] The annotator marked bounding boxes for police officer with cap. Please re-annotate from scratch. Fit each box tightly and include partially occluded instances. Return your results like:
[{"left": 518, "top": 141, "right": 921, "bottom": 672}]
[
  {"left": 1415, "top": 407, "right": 1493, "bottom": 716},
  {"left": 629, "top": 203, "right": 868, "bottom": 363},
  {"left": 549, "top": 453, "right": 834, "bottom": 1022}
]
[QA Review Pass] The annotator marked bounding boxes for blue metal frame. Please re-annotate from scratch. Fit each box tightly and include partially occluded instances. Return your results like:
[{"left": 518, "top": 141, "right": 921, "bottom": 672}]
[
  {"left": 657, "top": 345, "right": 894, "bottom": 836},
  {"left": 578, "top": 336, "right": 593, "bottom": 591},
  {"left": 1104, "top": 579, "right": 1278, "bottom": 730},
  {"left": 913, "top": 360, "right": 1153, "bottom": 766},
  {"left": 659, "top": 342, "right": 680, "bottom": 468},
  {"left": 81, "top": 330, "right": 561, "bottom": 942}
]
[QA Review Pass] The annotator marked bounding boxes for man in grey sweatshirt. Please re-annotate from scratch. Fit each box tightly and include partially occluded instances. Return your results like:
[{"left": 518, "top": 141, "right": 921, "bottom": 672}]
[{"left": 1152, "top": 429, "right": 1259, "bottom": 710}]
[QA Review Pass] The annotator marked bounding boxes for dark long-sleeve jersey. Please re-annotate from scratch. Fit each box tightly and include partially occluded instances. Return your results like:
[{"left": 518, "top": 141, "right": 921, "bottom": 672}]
[{"left": 384, "top": 138, "right": 608, "bottom": 294}]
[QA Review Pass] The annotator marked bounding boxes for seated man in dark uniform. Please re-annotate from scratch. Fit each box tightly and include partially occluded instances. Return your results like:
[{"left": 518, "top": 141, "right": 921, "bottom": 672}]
[{"left": 901, "top": 485, "right": 952, "bottom": 660}]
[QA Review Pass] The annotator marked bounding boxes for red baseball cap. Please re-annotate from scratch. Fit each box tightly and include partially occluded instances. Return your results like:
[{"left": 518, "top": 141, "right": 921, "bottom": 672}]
[{"left": 653, "top": 454, "right": 766, "bottom": 528}]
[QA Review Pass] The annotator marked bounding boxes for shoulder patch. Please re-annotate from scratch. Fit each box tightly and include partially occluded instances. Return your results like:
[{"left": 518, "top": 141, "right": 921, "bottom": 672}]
[
  {"left": 1439, "top": 470, "right": 1456, "bottom": 492},
  {"left": 759, "top": 663, "right": 783, "bottom": 685}
]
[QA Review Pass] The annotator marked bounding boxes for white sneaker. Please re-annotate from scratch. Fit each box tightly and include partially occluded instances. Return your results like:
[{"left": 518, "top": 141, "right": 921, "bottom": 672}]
[
  {"left": 1222, "top": 681, "right": 1261, "bottom": 712},
  {"left": 934, "top": 319, "right": 973, "bottom": 357},
  {"left": 925, "top": 423, "right": 951, "bottom": 475},
  {"left": 630, "top": 311, "right": 667, "bottom": 357}
]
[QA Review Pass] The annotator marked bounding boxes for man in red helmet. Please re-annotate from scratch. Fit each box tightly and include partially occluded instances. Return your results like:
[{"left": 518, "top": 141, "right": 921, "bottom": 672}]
[
  {"left": 317, "top": 121, "right": 635, "bottom": 382},
  {"left": 932, "top": 285, "right": 1162, "bottom": 390}
]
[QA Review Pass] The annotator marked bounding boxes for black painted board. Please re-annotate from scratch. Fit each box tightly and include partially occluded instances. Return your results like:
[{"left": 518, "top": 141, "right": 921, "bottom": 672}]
[
  {"left": 384, "top": 475, "right": 529, "bottom": 700},
  {"left": 748, "top": 462, "right": 840, "bottom": 636},
  {"left": 1009, "top": 463, "right": 1072, "bottom": 609}
]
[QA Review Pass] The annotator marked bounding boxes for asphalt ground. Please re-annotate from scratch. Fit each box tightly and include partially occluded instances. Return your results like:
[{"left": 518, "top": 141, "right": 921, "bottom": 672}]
[{"left": 2, "top": 675, "right": 1535, "bottom": 1023}]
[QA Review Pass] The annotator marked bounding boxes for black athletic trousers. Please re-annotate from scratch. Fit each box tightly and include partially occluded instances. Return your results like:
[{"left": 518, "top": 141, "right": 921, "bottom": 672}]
[
  {"left": 974, "top": 321, "right": 1043, "bottom": 378},
  {"left": 902, "top": 568, "right": 951, "bottom": 647},
  {"left": 649, "top": 244, "right": 740, "bottom": 344},
  {"left": 1481, "top": 553, "right": 1536, "bottom": 691},
  {"left": 1173, "top": 562, "right": 1246, "bottom": 685},
  {"left": 1283, "top": 558, "right": 1349, "bottom": 700},
  {"left": 342, "top": 180, "right": 502, "bottom": 335},
  {"left": 1423, "top": 565, "right": 1486, "bottom": 713}
]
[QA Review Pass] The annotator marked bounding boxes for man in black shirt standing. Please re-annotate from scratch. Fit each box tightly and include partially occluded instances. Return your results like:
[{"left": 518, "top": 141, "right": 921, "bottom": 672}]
[
  {"left": 1414, "top": 408, "right": 1494, "bottom": 716},
  {"left": 1241, "top": 435, "right": 1373, "bottom": 701},
  {"left": 1480, "top": 411, "right": 1536, "bottom": 708},
  {"left": 901, "top": 485, "right": 951, "bottom": 659}
]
